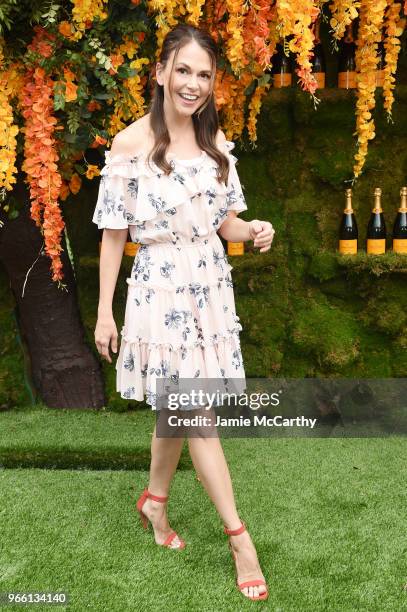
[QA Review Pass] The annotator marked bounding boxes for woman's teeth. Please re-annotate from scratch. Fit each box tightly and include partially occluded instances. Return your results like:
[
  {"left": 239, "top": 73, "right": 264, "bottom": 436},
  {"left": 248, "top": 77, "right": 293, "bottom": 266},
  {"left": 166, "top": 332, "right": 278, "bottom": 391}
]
[{"left": 179, "top": 93, "right": 198, "bottom": 101}]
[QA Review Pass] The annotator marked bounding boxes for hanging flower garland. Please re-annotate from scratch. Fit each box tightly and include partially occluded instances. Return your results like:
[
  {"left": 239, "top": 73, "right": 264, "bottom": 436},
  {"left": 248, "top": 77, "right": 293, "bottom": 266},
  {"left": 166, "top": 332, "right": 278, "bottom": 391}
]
[
  {"left": 20, "top": 27, "right": 65, "bottom": 284},
  {"left": 224, "top": 0, "right": 248, "bottom": 75},
  {"left": 243, "top": 0, "right": 277, "bottom": 70},
  {"left": 276, "top": 0, "right": 320, "bottom": 99},
  {"left": 353, "top": 0, "right": 387, "bottom": 180},
  {"left": 0, "top": 42, "right": 19, "bottom": 195},
  {"left": 329, "top": 0, "right": 360, "bottom": 46},
  {"left": 21, "top": 66, "right": 65, "bottom": 283},
  {"left": 382, "top": 0, "right": 404, "bottom": 120},
  {"left": 247, "top": 83, "right": 271, "bottom": 145}
]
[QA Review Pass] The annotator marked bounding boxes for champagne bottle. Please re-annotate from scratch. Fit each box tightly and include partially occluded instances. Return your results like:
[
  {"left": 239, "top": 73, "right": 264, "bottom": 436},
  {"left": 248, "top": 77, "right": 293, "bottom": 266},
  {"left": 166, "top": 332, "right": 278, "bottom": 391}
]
[
  {"left": 338, "top": 23, "right": 357, "bottom": 89},
  {"left": 375, "top": 37, "right": 386, "bottom": 87},
  {"left": 271, "top": 42, "right": 292, "bottom": 88},
  {"left": 339, "top": 189, "right": 358, "bottom": 254},
  {"left": 124, "top": 230, "right": 140, "bottom": 256},
  {"left": 392, "top": 186, "right": 407, "bottom": 254},
  {"left": 366, "top": 188, "right": 386, "bottom": 255},
  {"left": 227, "top": 241, "right": 244, "bottom": 256},
  {"left": 311, "top": 18, "right": 326, "bottom": 89}
]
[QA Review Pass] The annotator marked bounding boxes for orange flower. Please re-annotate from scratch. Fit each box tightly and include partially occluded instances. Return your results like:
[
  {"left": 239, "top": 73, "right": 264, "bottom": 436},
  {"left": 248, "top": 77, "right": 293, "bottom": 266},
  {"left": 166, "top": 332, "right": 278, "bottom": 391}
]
[
  {"left": 87, "top": 100, "right": 102, "bottom": 111},
  {"left": 59, "top": 182, "right": 70, "bottom": 201},
  {"left": 63, "top": 67, "right": 76, "bottom": 81},
  {"left": 90, "top": 134, "right": 107, "bottom": 148},
  {"left": 65, "top": 81, "right": 78, "bottom": 102},
  {"left": 58, "top": 21, "right": 74, "bottom": 38},
  {"left": 86, "top": 164, "right": 100, "bottom": 179},
  {"left": 20, "top": 38, "right": 65, "bottom": 282},
  {"left": 69, "top": 173, "right": 82, "bottom": 194},
  {"left": 110, "top": 53, "right": 124, "bottom": 69}
]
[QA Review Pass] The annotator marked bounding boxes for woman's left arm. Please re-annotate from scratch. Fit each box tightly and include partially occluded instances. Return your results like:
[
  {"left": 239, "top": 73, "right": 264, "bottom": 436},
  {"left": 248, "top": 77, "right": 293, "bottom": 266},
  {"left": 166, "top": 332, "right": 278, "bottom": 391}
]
[{"left": 218, "top": 212, "right": 275, "bottom": 253}]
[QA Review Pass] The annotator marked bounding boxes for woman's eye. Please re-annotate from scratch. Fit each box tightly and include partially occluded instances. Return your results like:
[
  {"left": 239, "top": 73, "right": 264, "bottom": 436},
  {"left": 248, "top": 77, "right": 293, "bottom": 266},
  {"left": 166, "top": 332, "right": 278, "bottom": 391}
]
[{"left": 177, "top": 68, "right": 210, "bottom": 78}]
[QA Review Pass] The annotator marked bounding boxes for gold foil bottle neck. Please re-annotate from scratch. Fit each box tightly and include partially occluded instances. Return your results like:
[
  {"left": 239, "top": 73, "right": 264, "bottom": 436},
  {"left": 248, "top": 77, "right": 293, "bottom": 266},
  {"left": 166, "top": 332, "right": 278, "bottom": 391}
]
[
  {"left": 373, "top": 188, "right": 382, "bottom": 213},
  {"left": 344, "top": 188, "right": 353, "bottom": 213},
  {"left": 399, "top": 186, "right": 407, "bottom": 212}
]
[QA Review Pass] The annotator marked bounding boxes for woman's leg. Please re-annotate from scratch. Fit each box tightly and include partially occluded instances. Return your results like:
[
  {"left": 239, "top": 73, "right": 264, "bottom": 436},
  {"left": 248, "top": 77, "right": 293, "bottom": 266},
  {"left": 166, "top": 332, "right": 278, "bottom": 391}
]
[
  {"left": 141, "top": 421, "right": 185, "bottom": 548},
  {"left": 187, "top": 408, "right": 267, "bottom": 599}
]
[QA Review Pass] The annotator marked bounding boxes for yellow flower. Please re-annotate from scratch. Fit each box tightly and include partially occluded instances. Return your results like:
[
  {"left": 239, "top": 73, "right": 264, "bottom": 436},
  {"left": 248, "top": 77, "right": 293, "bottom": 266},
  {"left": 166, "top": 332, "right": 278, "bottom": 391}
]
[
  {"left": 86, "top": 164, "right": 100, "bottom": 179},
  {"left": 0, "top": 60, "right": 18, "bottom": 190}
]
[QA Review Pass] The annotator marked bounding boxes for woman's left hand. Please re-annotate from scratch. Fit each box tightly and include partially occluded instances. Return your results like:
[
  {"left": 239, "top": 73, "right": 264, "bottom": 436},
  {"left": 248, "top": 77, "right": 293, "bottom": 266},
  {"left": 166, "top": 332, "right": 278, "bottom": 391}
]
[{"left": 248, "top": 219, "right": 275, "bottom": 253}]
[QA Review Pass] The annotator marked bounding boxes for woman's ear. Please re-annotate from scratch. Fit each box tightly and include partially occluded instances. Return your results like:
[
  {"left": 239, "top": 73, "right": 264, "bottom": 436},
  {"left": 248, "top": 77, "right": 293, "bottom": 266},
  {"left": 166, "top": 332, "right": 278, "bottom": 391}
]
[{"left": 156, "top": 62, "right": 164, "bottom": 86}]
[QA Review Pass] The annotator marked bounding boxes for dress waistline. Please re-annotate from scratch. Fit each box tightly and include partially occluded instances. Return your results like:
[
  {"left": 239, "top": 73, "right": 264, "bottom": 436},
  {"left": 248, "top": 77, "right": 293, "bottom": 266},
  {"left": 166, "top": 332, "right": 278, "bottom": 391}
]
[{"left": 140, "top": 238, "right": 220, "bottom": 250}]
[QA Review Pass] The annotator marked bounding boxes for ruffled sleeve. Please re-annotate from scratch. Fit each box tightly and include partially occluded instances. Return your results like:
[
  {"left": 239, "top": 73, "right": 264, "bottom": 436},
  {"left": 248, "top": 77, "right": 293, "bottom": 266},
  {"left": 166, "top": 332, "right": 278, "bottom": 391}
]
[
  {"left": 92, "top": 152, "right": 140, "bottom": 229},
  {"left": 92, "top": 150, "right": 204, "bottom": 229},
  {"left": 223, "top": 140, "right": 248, "bottom": 214}
]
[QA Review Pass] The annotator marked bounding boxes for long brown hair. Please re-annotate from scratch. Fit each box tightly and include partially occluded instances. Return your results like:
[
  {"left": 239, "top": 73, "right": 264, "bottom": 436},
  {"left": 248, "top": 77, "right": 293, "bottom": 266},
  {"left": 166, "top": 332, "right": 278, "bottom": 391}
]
[{"left": 146, "top": 23, "right": 230, "bottom": 185}]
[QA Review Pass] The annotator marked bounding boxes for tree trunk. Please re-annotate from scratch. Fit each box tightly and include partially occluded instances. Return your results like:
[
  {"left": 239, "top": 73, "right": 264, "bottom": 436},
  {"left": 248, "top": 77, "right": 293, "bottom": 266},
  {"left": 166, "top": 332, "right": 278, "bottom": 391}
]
[{"left": 0, "top": 168, "right": 105, "bottom": 409}]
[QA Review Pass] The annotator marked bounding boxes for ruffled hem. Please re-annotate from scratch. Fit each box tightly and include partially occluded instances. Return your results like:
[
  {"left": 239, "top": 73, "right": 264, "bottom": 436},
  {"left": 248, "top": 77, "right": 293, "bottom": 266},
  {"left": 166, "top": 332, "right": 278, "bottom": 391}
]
[
  {"left": 115, "top": 332, "right": 246, "bottom": 408},
  {"left": 120, "top": 327, "right": 243, "bottom": 349}
]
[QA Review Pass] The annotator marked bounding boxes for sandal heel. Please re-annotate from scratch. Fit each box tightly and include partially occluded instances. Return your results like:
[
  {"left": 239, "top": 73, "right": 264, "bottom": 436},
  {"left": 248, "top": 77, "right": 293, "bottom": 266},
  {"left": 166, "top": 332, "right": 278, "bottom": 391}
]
[{"left": 135, "top": 488, "right": 186, "bottom": 550}]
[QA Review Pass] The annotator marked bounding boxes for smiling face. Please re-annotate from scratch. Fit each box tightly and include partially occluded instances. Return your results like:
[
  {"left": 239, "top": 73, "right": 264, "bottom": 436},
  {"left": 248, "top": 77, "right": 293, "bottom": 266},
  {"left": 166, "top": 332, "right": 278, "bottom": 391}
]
[{"left": 155, "top": 40, "right": 214, "bottom": 118}]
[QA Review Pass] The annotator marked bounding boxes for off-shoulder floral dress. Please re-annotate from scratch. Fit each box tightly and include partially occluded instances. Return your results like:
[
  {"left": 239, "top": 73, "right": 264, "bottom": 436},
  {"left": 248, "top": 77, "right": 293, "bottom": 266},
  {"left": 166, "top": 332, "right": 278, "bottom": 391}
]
[{"left": 92, "top": 140, "right": 247, "bottom": 410}]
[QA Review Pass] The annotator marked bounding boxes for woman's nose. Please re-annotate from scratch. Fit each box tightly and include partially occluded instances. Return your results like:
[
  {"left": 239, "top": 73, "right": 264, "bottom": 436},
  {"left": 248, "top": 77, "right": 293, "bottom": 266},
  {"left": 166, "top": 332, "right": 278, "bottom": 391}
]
[{"left": 187, "top": 75, "right": 199, "bottom": 89}]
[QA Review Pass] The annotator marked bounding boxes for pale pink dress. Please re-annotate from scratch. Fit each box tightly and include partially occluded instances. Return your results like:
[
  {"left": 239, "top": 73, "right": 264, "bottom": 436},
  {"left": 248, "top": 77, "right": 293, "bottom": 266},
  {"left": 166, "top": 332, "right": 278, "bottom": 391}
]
[{"left": 92, "top": 140, "right": 247, "bottom": 409}]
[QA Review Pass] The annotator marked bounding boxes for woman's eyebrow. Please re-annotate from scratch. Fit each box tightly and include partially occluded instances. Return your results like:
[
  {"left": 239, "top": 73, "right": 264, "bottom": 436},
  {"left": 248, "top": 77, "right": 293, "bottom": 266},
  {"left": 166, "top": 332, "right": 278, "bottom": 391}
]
[{"left": 176, "top": 62, "right": 211, "bottom": 73}]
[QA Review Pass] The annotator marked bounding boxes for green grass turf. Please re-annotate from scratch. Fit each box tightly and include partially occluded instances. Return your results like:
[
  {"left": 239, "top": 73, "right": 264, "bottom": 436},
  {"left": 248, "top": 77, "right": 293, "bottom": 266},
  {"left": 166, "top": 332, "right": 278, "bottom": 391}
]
[{"left": 0, "top": 409, "right": 406, "bottom": 611}]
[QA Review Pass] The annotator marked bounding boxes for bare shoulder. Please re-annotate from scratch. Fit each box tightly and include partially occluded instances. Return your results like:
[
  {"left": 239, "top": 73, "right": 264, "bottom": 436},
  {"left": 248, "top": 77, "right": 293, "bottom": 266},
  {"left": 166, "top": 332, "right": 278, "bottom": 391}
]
[
  {"left": 110, "top": 114, "right": 152, "bottom": 156},
  {"left": 215, "top": 128, "right": 227, "bottom": 148}
]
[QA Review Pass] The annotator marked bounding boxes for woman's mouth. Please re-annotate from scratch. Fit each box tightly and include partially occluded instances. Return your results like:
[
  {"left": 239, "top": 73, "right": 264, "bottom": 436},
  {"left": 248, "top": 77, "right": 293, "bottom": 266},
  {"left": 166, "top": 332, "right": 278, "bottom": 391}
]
[{"left": 178, "top": 93, "right": 199, "bottom": 105}]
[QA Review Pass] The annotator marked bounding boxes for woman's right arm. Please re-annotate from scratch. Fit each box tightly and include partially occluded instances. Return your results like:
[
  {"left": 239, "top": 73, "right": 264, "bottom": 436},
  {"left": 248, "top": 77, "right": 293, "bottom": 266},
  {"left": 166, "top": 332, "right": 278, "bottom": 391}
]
[
  {"left": 95, "top": 228, "right": 128, "bottom": 363},
  {"left": 94, "top": 127, "right": 142, "bottom": 362}
]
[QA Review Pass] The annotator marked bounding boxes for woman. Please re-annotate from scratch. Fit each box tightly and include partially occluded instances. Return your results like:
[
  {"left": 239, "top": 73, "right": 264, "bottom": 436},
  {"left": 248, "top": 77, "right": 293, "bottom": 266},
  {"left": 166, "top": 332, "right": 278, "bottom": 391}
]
[{"left": 93, "top": 23, "right": 274, "bottom": 602}]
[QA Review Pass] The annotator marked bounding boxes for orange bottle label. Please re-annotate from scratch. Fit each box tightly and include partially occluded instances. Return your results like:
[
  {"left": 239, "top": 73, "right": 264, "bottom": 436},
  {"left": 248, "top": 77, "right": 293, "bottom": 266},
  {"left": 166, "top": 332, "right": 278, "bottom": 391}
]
[
  {"left": 367, "top": 239, "right": 385, "bottom": 254},
  {"left": 338, "top": 71, "right": 357, "bottom": 89},
  {"left": 393, "top": 238, "right": 407, "bottom": 253},
  {"left": 313, "top": 72, "right": 325, "bottom": 89},
  {"left": 124, "top": 242, "right": 140, "bottom": 257},
  {"left": 227, "top": 241, "right": 244, "bottom": 255},
  {"left": 339, "top": 239, "right": 357, "bottom": 254},
  {"left": 273, "top": 73, "right": 292, "bottom": 88}
]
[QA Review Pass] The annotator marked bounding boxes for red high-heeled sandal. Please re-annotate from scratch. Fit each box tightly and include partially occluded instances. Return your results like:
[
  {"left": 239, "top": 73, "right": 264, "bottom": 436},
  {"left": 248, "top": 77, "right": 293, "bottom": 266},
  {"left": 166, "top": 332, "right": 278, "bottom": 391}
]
[
  {"left": 136, "top": 488, "right": 186, "bottom": 549},
  {"left": 224, "top": 520, "right": 268, "bottom": 601}
]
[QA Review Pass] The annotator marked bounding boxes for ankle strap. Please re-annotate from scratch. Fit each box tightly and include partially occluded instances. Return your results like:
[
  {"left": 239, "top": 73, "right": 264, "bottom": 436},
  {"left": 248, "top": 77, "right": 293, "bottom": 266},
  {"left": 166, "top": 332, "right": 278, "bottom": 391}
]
[
  {"left": 224, "top": 520, "right": 246, "bottom": 536},
  {"left": 146, "top": 489, "right": 168, "bottom": 503}
]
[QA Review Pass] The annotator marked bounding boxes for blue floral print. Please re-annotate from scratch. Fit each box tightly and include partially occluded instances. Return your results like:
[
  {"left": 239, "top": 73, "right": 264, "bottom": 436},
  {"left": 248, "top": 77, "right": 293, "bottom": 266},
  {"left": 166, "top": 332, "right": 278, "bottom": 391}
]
[{"left": 92, "top": 140, "right": 248, "bottom": 410}]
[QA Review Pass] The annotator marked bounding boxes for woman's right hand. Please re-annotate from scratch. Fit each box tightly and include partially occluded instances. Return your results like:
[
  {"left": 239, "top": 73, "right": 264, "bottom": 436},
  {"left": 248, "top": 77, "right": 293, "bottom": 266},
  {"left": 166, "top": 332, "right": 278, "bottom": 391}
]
[{"left": 95, "top": 313, "right": 118, "bottom": 363}]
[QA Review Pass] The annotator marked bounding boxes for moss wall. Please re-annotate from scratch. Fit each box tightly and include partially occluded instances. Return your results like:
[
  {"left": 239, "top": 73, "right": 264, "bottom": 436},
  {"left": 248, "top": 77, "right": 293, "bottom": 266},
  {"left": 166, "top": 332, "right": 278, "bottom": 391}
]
[{"left": 1, "top": 85, "right": 406, "bottom": 409}]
